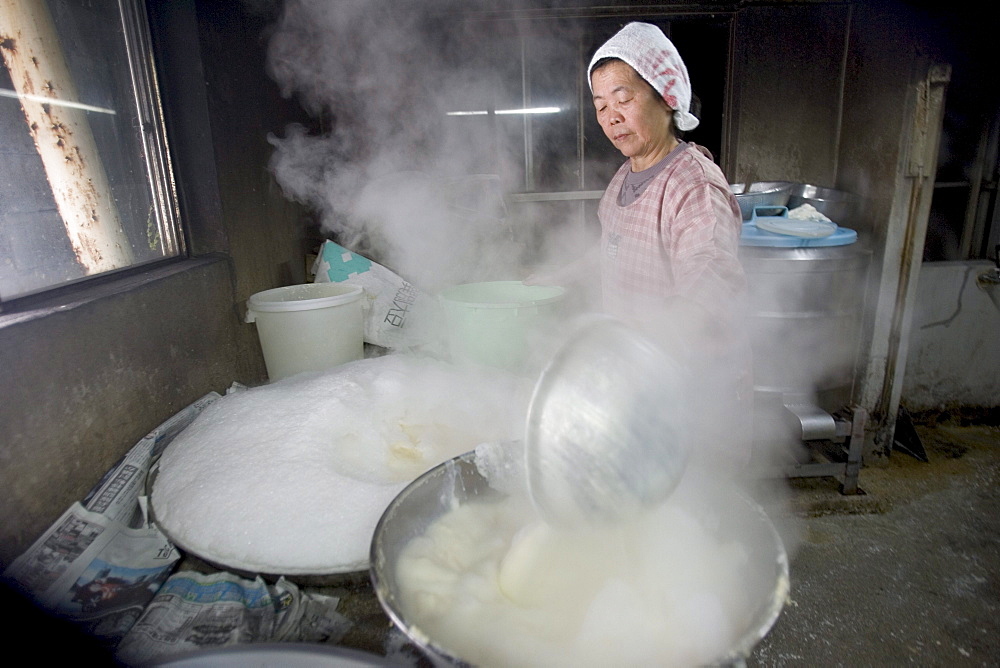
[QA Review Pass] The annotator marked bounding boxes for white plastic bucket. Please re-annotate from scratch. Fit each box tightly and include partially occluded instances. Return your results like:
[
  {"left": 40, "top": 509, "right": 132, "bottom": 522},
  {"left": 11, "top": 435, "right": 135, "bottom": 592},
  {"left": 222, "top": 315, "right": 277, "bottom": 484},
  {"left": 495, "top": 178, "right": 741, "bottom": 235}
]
[
  {"left": 438, "top": 281, "right": 566, "bottom": 370},
  {"left": 246, "top": 282, "right": 364, "bottom": 382}
]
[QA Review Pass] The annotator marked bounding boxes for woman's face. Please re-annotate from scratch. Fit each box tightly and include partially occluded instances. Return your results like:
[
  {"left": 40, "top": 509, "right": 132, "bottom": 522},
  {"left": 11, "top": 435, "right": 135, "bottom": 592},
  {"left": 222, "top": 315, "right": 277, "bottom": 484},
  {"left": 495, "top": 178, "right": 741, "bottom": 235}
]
[{"left": 592, "top": 60, "right": 675, "bottom": 171}]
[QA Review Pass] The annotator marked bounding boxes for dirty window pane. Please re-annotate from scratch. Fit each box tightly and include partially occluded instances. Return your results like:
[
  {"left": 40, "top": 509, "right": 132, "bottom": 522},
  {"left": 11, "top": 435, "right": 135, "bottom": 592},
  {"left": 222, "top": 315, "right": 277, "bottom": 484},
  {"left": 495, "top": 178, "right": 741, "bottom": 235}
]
[{"left": 0, "top": 0, "right": 180, "bottom": 301}]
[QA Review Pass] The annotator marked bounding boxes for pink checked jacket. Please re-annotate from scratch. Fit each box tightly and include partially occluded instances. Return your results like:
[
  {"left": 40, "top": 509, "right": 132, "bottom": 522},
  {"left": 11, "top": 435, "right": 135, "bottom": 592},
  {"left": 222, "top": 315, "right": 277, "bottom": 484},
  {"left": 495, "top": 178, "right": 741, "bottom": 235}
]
[
  {"left": 598, "top": 142, "right": 745, "bottom": 324},
  {"left": 598, "top": 143, "right": 753, "bottom": 465}
]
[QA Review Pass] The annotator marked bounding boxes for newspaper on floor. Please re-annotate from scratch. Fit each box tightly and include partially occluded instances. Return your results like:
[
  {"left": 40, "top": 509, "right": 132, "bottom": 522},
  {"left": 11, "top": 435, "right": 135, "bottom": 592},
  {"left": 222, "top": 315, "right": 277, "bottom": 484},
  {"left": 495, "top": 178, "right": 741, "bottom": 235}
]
[
  {"left": 1, "top": 392, "right": 222, "bottom": 646},
  {"left": 2, "top": 502, "right": 179, "bottom": 645},
  {"left": 114, "top": 570, "right": 349, "bottom": 666},
  {"left": 82, "top": 391, "right": 223, "bottom": 527}
]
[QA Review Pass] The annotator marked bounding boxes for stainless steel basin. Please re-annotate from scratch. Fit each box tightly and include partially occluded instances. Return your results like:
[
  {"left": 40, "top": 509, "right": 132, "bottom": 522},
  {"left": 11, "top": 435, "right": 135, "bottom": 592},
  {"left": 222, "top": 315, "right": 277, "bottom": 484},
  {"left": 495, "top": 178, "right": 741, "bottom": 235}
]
[
  {"left": 370, "top": 451, "right": 790, "bottom": 666},
  {"left": 730, "top": 181, "right": 795, "bottom": 220}
]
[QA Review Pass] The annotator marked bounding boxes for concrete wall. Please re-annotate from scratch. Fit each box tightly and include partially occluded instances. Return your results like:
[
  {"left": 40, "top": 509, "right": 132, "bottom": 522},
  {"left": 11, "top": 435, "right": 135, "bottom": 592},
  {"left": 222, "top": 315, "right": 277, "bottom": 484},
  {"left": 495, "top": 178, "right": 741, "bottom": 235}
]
[
  {"left": 728, "top": 3, "right": 851, "bottom": 186},
  {"left": 0, "top": 259, "right": 247, "bottom": 561},
  {"left": 902, "top": 261, "right": 1000, "bottom": 411},
  {"left": 0, "top": 0, "right": 309, "bottom": 565}
]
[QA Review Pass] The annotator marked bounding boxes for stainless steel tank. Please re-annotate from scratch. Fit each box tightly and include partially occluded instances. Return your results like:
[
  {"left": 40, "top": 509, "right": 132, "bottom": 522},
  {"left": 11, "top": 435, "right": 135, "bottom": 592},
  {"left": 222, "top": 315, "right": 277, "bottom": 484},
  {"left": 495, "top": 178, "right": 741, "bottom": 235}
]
[{"left": 739, "top": 243, "right": 871, "bottom": 413}]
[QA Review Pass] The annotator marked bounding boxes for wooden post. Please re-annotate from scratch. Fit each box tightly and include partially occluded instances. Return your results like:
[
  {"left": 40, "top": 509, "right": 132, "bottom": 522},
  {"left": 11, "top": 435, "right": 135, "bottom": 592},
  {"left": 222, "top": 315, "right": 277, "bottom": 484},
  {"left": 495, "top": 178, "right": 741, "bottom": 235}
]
[{"left": 0, "top": 0, "right": 133, "bottom": 274}]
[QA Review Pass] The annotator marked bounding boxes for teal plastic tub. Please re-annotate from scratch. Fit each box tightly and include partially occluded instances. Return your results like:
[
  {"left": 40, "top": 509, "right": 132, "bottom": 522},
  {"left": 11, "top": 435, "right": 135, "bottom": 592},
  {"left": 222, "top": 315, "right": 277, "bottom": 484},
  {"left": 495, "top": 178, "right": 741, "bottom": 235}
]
[{"left": 438, "top": 281, "right": 566, "bottom": 370}]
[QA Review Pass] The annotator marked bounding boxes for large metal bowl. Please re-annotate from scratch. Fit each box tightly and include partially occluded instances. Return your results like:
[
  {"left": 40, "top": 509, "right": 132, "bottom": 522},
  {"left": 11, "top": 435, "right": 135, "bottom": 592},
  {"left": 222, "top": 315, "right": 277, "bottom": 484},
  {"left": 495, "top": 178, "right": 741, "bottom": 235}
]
[
  {"left": 730, "top": 181, "right": 795, "bottom": 220},
  {"left": 370, "top": 451, "right": 789, "bottom": 666},
  {"left": 786, "top": 184, "right": 858, "bottom": 225}
]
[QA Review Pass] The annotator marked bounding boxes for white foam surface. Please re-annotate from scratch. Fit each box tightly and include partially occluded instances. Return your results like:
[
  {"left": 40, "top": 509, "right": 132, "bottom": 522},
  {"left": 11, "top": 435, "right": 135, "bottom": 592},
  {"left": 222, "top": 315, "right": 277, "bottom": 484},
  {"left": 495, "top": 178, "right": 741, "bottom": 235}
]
[{"left": 151, "top": 354, "right": 529, "bottom": 574}]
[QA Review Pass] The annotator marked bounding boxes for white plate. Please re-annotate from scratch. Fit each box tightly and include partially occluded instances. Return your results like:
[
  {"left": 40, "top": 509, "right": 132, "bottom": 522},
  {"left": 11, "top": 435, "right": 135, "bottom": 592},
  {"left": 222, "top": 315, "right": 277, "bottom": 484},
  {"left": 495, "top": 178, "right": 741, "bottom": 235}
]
[{"left": 755, "top": 217, "right": 838, "bottom": 238}]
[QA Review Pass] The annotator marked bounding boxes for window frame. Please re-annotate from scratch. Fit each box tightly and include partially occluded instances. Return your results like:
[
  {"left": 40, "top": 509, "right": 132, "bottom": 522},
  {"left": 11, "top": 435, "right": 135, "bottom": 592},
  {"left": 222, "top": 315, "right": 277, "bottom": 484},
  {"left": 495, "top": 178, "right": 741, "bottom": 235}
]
[{"left": 0, "top": 0, "right": 185, "bottom": 311}]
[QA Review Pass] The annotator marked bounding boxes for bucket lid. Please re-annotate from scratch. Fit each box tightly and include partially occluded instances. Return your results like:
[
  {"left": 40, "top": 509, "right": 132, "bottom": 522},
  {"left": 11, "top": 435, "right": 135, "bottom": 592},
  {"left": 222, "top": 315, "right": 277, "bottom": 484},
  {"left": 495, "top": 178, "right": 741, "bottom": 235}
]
[
  {"left": 740, "top": 223, "right": 857, "bottom": 248},
  {"left": 246, "top": 282, "right": 364, "bottom": 321},
  {"left": 438, "top": 281, "right": 565, "bottom": 309}
]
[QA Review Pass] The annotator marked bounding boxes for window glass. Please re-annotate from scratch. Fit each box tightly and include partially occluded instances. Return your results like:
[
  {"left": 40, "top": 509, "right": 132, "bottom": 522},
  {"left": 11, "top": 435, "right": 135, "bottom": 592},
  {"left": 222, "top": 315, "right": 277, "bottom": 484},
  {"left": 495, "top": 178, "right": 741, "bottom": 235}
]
[
  {"left": 434, "top": 15, "right": 728, "bottom": 196},
  {"left": 429, "top": 13, "right": 729, "bottom": 247},
  {"left": 0, "top": 0, "right": 180, "bottom": 301}
]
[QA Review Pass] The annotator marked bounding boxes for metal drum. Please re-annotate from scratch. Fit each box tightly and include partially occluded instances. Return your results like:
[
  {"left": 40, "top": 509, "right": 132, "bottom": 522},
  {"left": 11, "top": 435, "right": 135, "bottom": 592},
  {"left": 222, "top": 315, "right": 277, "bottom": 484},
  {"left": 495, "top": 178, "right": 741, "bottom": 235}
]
[{"left": 739, "top": 243, "right": 871, "bottom": 413}]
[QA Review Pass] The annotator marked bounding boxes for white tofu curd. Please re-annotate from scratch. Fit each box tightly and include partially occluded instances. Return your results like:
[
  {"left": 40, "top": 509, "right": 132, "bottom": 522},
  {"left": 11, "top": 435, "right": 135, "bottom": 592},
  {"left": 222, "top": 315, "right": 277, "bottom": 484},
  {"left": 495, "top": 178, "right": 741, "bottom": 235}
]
[{"left": 393, "top": 473, "right": 756, "bottom": 667}]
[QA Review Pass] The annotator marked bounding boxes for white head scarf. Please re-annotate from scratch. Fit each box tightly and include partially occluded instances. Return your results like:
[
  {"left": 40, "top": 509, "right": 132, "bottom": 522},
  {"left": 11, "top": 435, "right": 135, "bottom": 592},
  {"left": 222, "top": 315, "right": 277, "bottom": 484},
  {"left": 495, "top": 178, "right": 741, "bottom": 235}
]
[{"left": 588, "top": 22, "right": 699, "bottom": 132}]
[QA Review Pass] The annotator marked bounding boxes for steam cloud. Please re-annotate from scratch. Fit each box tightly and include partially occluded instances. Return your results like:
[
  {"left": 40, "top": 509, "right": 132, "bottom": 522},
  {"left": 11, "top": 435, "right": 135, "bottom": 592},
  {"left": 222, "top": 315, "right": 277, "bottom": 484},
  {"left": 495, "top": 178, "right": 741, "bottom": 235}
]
[
  {"left": 263, "top": 0, "right": 553, "bottom": 291},
  {"left": 259, "top": 5, "right": 874, "bottom": 643},
  {"left": 257, "top": 0, "right": 829, "bottom": 490}
]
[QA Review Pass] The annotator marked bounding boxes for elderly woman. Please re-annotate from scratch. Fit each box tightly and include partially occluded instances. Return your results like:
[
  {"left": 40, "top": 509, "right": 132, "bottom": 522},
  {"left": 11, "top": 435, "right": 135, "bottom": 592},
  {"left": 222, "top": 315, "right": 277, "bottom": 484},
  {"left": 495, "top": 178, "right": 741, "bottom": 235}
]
[
  {"left": 589, "top": 22, "right": 744, "bottom": 337},
  {"left": 534, "top": 22, "right": 752, "bottom": 466}
]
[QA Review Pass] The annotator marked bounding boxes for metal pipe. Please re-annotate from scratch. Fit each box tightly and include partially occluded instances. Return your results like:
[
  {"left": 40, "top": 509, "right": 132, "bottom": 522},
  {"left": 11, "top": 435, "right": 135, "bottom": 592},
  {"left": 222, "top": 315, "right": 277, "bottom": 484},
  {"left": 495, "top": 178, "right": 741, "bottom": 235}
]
[{"left": 0, "top": 0, "right": 133, "bottom": 274}]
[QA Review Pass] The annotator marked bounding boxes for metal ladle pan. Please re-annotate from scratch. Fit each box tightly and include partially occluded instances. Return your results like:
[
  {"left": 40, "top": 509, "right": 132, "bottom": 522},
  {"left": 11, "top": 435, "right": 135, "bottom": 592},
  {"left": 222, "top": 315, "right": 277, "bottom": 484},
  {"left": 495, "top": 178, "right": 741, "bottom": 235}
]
[{"left": 524, "top": 315, "right": 691, "bottom": 528}]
